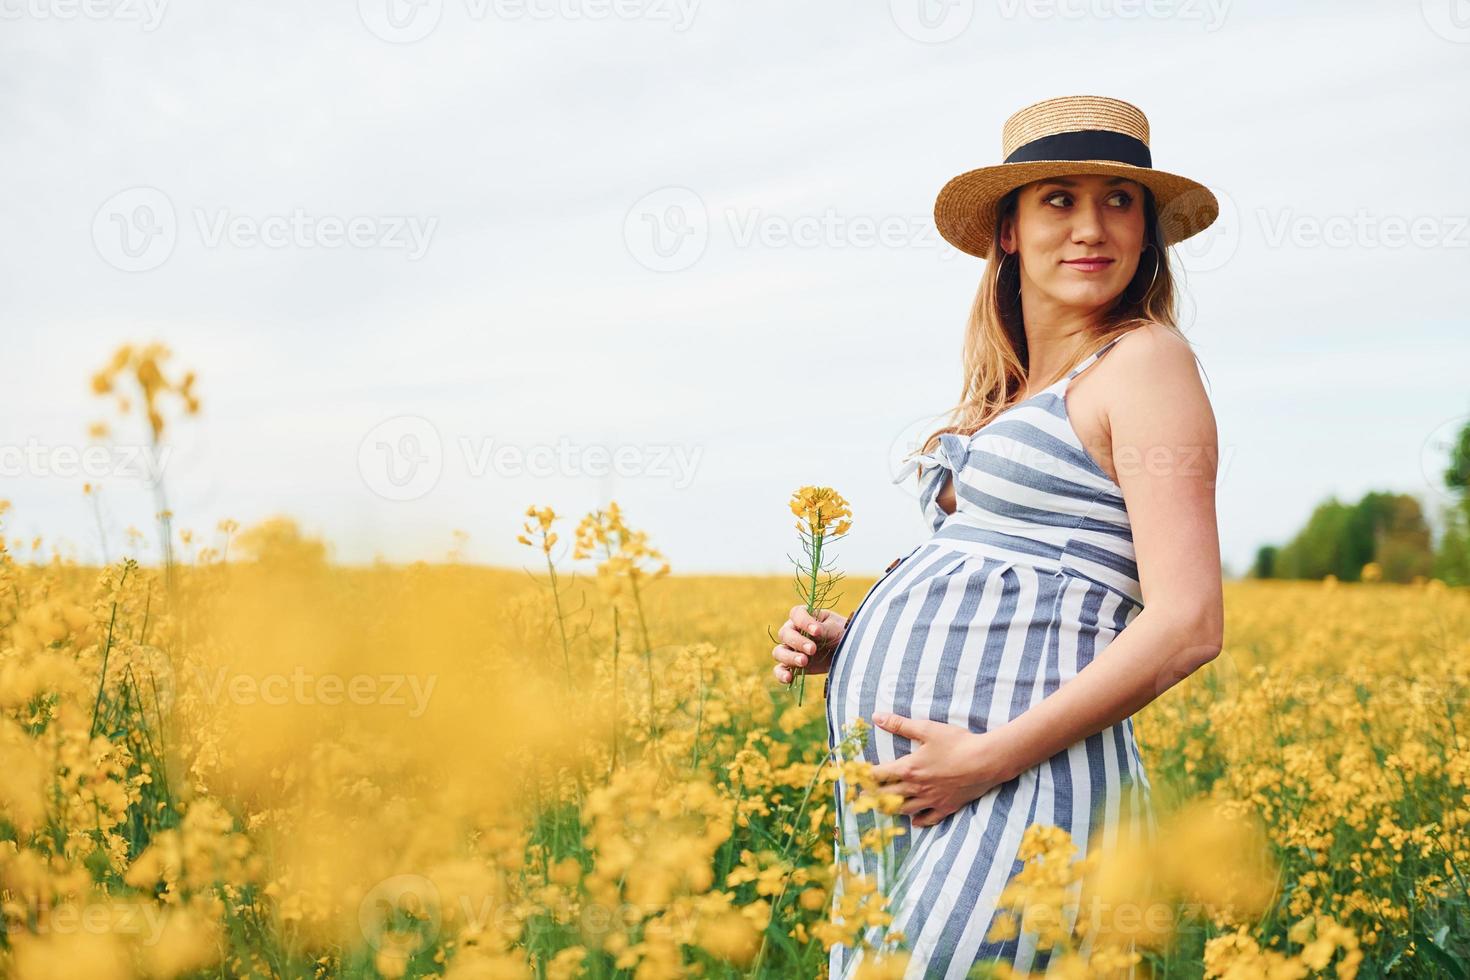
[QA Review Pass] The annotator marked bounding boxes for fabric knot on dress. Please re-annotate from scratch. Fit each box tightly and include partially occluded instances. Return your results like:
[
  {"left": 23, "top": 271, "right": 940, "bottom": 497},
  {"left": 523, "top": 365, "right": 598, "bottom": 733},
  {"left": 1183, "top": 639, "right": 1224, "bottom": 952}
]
[{"left": 891, "top": 431, "right": 968, "bottom": 486}]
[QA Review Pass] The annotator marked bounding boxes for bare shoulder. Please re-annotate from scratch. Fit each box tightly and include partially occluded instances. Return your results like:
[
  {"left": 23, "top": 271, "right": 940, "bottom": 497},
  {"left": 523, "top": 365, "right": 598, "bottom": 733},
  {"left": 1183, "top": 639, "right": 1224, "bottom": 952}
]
[
  {"left": 1105, "top": 321, "right": 1201, "bottom": 379},
  {"left": 1068, "top": 322, "right": 1215, "bottom": 486},
  {"left": 1100, "top": 322, "right": 1212, "bottom": 414},
  {"left": 1103, "top": 322, "right": 1218, "bottom": 465}
]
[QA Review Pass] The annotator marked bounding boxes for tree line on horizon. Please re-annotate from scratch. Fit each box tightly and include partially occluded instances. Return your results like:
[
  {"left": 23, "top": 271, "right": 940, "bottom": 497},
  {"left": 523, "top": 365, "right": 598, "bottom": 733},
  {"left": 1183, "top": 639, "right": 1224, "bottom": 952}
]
[{"left": 1251, "top": 416, "right": 1470, "bottom": 586}]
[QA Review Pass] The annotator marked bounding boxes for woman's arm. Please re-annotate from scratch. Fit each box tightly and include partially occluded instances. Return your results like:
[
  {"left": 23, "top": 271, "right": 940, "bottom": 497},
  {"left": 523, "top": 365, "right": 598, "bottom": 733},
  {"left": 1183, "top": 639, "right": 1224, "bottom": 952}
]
[
  {"left": 869, "top": 325, "right": 1224, "bottom": 825},
  {"left": 986, "top": 323, "right": 1225, "bottom": 782}
]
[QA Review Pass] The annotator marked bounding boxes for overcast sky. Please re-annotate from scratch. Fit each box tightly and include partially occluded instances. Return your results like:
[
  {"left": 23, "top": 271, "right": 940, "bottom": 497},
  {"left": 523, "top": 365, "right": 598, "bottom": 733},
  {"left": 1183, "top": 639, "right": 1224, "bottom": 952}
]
[{"left": 3, "top": 0, "right": 1468, "bottom": 576}]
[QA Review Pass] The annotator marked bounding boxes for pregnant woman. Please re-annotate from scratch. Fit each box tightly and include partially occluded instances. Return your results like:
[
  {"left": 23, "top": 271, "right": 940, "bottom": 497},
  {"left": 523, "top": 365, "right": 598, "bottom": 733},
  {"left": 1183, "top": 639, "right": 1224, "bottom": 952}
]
[{"left": 772, "top": 95, "right": 1226, "bottom": 978}]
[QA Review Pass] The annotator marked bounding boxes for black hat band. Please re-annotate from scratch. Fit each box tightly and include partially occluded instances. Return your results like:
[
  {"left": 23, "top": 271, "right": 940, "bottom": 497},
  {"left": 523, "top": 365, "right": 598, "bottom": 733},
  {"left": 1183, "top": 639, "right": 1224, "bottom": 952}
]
[{"left": 1003, "top": 129, "right": 1153, "bottom": 169}]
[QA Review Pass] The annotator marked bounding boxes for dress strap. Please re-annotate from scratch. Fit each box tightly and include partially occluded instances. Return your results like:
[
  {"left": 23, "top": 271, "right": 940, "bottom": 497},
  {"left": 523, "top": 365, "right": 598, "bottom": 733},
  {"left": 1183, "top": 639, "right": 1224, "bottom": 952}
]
[{"left": 1064, "top": 327, "right": 1140, "bottom": 383}]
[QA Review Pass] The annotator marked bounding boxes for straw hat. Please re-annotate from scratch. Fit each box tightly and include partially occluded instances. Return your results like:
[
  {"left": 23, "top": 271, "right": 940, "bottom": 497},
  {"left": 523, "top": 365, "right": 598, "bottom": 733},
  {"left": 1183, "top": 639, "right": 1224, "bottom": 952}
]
[{"left": 934, "top": 95, "right": 1218, "bottom": 259}]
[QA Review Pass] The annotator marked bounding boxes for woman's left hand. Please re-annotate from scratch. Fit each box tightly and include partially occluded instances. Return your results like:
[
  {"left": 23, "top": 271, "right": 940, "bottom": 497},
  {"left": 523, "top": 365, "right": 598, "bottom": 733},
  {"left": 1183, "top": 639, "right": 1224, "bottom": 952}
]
[{"left": 868, "top": 713, "right": 1018, "bottom": 828}]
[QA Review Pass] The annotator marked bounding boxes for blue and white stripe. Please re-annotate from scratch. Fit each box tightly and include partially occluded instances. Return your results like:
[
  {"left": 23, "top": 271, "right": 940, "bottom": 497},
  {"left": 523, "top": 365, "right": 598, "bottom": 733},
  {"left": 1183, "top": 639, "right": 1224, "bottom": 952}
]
[{"left": 824, "top": 329, "right": 1157, "bottom": 979}]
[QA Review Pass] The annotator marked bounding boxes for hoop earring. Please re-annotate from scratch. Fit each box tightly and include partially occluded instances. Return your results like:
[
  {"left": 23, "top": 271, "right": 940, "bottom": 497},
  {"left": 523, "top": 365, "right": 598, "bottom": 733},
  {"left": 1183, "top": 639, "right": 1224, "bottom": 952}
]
[
  {"left": 998, "top": 249, "right": 1021, "bottom": 304},
  {"left": 1124, "top": 243, "right": 1160, "bottom": 303}
]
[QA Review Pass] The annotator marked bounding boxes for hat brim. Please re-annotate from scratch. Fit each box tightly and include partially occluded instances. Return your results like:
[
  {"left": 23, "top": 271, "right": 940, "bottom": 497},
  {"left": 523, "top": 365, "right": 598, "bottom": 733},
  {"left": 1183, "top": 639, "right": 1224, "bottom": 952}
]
[{"left": 933, "top": 160, "right": 1219, "bottom": 259}]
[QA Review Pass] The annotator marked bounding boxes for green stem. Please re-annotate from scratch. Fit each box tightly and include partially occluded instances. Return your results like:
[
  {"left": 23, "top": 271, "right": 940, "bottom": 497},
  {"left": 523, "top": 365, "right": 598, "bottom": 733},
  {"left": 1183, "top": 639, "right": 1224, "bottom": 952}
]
[
  {"left": 546, "top": 548, "right": 575, "bottom": 693},
  {"left": 795, "top": 524, "right": 825, "bottom": 706},
  {"left": 150, "top": 433, "right": 175, "bottom": 595},
  {"left": 628, "top": 571, "right": 657, "bottom": 743},
  {"left": 748, "top": 742, "right": 841, "bottom": 978},
  {"left": 610, "top": 605, "right": 621, "bottom": 778},
  {"left": 89, "top": 562, "right": 133, "bottom": 738},
  {"left": 691, "top": 655, "right": 706, "bottom": 773}
]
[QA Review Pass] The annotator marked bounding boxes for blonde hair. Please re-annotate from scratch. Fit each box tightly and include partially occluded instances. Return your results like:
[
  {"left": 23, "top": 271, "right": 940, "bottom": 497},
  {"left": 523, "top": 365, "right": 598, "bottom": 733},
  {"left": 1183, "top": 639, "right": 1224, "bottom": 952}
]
[{"left": 914, "top": 181, "right": 1188, "bottom": 460}]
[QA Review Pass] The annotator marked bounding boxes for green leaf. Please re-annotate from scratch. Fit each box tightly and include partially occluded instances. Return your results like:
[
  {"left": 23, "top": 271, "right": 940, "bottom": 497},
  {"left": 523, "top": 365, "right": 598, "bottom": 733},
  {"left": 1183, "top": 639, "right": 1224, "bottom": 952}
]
[{"left": 1415, "top": 931, "right": 1468, "bottom": 980}]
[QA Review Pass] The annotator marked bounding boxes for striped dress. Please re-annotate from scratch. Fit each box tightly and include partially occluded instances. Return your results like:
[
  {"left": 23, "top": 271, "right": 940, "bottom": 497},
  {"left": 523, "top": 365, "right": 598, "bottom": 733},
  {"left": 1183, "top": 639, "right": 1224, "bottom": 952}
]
[{"left": 823, "top": 328, "right": 1157, "bottom": 979}]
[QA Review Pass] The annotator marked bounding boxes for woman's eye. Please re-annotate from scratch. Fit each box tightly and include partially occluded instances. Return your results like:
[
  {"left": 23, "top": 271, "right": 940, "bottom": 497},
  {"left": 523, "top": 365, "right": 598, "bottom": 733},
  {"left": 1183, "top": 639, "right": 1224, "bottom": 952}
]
[{"left": 1044, "top": 190, "right": 1134, "bottom": 208}]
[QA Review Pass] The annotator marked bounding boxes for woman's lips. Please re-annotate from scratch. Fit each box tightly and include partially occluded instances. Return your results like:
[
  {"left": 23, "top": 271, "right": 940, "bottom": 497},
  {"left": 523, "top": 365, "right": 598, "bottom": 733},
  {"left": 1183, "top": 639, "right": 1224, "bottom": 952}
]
[{"left": 1062, "top": 258, "right": 1114, "bottom": 272}]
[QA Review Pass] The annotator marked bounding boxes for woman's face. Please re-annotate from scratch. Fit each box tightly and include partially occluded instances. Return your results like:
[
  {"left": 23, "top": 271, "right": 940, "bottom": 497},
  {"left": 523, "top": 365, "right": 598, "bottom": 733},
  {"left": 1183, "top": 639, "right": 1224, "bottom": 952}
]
[{"left": 1000, "top": 172, "right": 1148, "bottom": 313}]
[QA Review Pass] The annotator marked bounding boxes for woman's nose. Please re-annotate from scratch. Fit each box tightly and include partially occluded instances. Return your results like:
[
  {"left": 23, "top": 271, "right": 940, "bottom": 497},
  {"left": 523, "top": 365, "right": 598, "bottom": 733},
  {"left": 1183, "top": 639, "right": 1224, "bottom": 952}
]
[{"left": 1071, "top": 201, "right": 1106, "bottom": 243}]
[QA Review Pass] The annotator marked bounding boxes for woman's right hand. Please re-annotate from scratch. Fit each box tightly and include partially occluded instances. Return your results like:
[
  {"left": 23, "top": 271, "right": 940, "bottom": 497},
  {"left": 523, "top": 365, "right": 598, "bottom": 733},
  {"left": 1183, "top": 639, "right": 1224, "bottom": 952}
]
[{"left": 772, "top": 607, "right": 848, "bottom": 686}]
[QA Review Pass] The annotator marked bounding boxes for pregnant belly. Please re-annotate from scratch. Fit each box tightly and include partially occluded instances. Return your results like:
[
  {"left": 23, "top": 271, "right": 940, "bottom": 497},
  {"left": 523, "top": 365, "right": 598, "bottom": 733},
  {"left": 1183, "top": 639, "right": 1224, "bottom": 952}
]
[{"left": 827, "top": 554, "right": 1071, "bottom": 748}]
